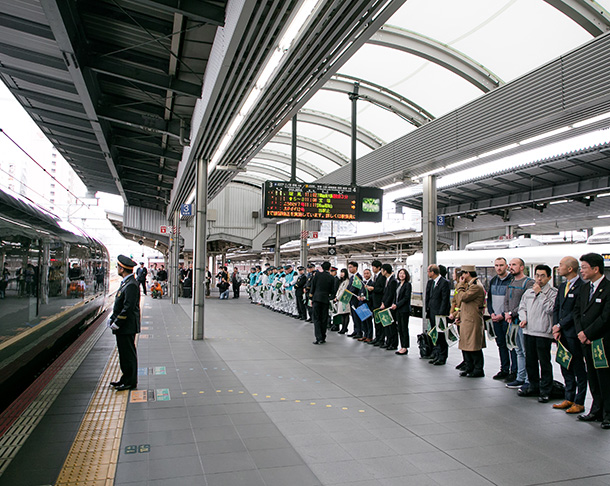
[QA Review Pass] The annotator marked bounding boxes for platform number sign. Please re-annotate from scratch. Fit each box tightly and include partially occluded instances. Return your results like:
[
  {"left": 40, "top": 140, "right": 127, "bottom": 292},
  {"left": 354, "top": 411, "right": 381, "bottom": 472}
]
[
  {"left": 180, "top": 204, "right": 192, "bottom": 216},
  {"left": 160, "top": 225, "right": 167, "bottom": 234},
  {"left": 328, "top": 236, "right": 336, "bottom": 245},
  {"left": 437, "top": 215, "right": 445, "bottom": 226}
]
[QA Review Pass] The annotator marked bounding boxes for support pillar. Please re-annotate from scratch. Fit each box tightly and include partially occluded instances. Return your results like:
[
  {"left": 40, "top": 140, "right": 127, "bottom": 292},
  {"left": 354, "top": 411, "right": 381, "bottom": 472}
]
[
  {"left": 300, "top": 220, "right": 308, "bottom": 267},
  {"left": 274, "top": 224, "right": 281, "bottom": 267},
  {"left": 172, "top": 211, "right": 180, "bottom": 304},
  {"left": 422, "top": 174, "right": 437, "bottom": 328},
  {"left": 193, "top": 157, "right": 208, "bottom": 340},
  {"left": 349, "top": 82, "right": 359, "bottom": 187}
]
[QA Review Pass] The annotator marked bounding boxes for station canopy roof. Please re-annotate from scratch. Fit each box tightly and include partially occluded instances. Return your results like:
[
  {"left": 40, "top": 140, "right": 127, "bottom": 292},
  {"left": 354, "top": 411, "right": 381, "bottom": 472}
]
[{"left": 2, "top": 1, "right": 610, "bottom": 214}]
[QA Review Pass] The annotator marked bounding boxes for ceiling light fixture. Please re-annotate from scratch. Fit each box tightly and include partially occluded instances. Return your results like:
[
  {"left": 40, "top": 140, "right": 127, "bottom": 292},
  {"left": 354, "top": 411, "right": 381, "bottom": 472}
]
[{"left": 208, "top": 0, "right": 322, "bottom": 175}]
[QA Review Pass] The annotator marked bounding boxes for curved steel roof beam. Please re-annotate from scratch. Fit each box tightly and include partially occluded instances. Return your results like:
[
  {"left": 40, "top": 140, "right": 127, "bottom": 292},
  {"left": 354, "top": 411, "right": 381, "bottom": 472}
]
[
  {"left": 244, "top": 164, "right": 298, "bottom": 182},
  {"left": 543, "top": 0, "right": 610, "bottom": 36},
  {"left": 254, "top": 149, "right": 325, "bottom": 179},
  {"left": 368, "top": 26, "right": 504, "bottom": 92},
  {"left": 322, "top": 74, "right": 434, "bottom": 127},
  {"left": 298, "top": 109, "right": 385, "bottom": 150},
  {"left": 271, "top": 133, "right": 349, "bottom": 167}
]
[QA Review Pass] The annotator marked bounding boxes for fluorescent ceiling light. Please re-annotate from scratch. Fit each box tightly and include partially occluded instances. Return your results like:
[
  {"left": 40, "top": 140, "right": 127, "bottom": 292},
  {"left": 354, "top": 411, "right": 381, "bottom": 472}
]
[
  {"left": 549, "top": 199, "right": 569, "bottom": 205},
  {"left": 381, "top": 181, "right": 402, "bottom": 190},
  {"left": 520, "top": 126, "right": 571, "bottom": 145},
  {"left": 207, "top": 0, "right": 321, "bottom": 175},
  {"left": 519, "top": 222, "right": 536, "bottom": 227},
  {"left": 597, "top": 214, "right": 610, "bottom": 219},
  {"left": 445, "top": 156, "right": 478, "bottom": 170},
  {"left": 598, "top": 192, "right": 610, "bottom": 198},
  {"left": 573, "top": 112, "right": 610, "bottom": 128},
  {"left": 479, "top": 143, "right": 519, "bottom": 159}
]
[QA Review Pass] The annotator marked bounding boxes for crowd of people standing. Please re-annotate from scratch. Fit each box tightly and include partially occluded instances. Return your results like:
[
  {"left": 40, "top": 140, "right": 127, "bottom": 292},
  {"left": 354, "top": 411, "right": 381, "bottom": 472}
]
[{"left": 245, "top": 252, "right": 610, "bottom": 430}]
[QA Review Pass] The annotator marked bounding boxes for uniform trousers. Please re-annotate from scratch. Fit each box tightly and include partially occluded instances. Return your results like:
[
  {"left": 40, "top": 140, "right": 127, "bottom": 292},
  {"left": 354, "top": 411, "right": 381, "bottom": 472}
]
[
  {"left": 313, "top": 302, "right": 329, "bottom": 342},
  {"left": 116, "top": 333, "right": 138, "bottom": 387},
  {"left": 296, "top": 291, "right": 307, "bottom": 318}
]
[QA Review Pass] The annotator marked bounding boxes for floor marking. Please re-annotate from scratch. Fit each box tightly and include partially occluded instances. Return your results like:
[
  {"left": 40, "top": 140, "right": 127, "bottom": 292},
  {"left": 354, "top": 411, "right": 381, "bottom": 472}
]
[
  {"left": 130, "top": 390, "right": 147, "bottom": 403},
  {"left": 55, "top": 349, "right": 127, "bottom": 485},
  {"left": 154, "top": 366, "right": 166, "bottom": 375},
  {"left": 138, "top": 367, "right": 148, "bottom": 376},
  {"left": 156, "top": 389, "right": 170, "bottom": 401}
]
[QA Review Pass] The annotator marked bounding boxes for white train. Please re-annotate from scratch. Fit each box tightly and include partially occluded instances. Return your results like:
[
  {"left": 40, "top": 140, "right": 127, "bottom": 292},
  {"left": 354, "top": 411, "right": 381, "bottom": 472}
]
[{"left": 406, "top": 236, "right": 610, "bottom": 317}]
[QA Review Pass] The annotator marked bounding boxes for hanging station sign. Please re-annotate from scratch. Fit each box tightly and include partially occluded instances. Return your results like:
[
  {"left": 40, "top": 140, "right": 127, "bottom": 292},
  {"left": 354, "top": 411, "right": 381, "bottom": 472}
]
[{"left": 262, "top": 181, "right": 383, "bottom": 222}]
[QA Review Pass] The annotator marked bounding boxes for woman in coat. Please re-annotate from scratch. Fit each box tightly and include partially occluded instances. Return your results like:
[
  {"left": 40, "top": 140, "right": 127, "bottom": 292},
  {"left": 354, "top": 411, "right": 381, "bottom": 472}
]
[
  {"left": 454, "top": 265, "right": 486, "bottom": 377},
  {"left": 394, "top": 268, "right": 412, "bottom": 355},
  {"left": 334, "top": 269, "right": 351, "bottom": 334}
]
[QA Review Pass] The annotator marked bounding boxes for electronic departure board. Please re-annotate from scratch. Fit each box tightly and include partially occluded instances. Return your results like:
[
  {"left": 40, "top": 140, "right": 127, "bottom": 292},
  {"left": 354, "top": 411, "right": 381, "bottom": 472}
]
[{"left": 263, "top": 181, "right": 383, "bottom": 222}]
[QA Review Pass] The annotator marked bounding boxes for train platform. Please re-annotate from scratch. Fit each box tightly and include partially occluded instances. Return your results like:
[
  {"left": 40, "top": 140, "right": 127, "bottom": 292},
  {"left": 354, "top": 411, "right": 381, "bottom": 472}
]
[{"left": 1, "top": 294, "right": 610, "bottom": 486}]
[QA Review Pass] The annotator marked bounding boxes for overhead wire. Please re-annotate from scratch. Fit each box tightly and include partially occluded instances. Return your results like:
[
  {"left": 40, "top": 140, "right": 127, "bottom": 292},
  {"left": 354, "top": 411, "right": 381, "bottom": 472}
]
[{"left": 0, "top": 128, "right": 90, "bottom": 209}]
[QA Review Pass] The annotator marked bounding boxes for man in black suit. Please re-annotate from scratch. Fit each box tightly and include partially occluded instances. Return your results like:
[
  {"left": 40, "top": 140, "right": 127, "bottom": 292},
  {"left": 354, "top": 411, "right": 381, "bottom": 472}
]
[
  {"left": 108, "top": 255, "right": 141, "bottom": 391},
  {"left": 367, "top": 260, "right": 387, "bottom": 347},
  {"left": 294, "top": 266, "right": 308, "bottom": 320},
  {"left": 574, "top": 252, "right": 610, "bottom": 429},
  {"left": 379, "top": 263, "right": 398, "bottom": 350},
  {"left": 552, "top": 256, "right": 587, "bottom": 414},
  {"left": 425, "top": 264, "right": 451, "bottom": 365},
  {"left": 136, "top": 262, "right": 147, "bottom": 295},
  {"left": 309, "top": 261, "right": 335, "bottom": 344}
]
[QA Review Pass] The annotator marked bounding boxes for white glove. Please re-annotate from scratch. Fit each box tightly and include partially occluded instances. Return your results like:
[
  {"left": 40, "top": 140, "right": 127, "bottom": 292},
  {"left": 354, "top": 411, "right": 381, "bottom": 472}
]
[
  {"left": 106, "top": 318, "right": 114, "bottom": 328},
  {"left": 110, "top": 323, "right": 119, "bottom": 331}
]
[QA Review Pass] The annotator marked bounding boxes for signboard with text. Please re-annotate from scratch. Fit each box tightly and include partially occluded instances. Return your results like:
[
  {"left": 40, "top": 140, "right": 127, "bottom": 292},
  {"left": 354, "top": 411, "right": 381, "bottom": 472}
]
[{"left": 262, "top": 181, "right": 383, "bottom": 222}]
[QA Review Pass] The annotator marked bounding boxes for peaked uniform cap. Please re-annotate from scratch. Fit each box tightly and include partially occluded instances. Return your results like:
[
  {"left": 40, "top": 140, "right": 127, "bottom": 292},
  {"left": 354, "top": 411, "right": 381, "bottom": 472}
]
[{"left": 118, "top": 255, "right": 137, "bottom": 269}]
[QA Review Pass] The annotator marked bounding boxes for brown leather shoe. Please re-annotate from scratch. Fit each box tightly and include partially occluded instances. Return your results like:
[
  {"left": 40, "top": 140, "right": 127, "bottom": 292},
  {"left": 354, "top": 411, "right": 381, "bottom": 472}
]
[
  {"left": 552, "top": 400, "right": 573, "bottom": 410},
  {"left": 566, "top": 404, "right": 585, "bottom": 414},
  {"left": 363, "top": 338, "right": 372, "bottom": 342},
  {"left": 358, "top": 337, "right": 367, "bottom": 341}
]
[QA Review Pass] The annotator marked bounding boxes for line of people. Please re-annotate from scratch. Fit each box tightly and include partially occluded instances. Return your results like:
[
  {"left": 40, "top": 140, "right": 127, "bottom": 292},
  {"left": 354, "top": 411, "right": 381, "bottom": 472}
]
[
  {"left": 426, "top": 253, "right": 610, "bottom": 430},
  {"left": 247, "top": 252, "right": 610, "bottom": 430}
]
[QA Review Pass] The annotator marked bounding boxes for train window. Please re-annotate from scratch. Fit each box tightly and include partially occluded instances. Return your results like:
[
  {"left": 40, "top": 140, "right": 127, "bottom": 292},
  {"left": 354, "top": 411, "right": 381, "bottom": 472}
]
[
  {"left": 553, "top": 267, "right": 565, "bottom": 288},
  {"left": 0, "top": 233, "right": 40, "bottom": 341}
]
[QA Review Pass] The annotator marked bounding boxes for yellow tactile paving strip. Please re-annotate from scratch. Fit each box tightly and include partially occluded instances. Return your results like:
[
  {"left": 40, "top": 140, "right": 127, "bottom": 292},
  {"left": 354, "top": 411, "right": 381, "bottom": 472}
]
[{"left": 55, "top": 348, "right": 127, "bottom": 486}]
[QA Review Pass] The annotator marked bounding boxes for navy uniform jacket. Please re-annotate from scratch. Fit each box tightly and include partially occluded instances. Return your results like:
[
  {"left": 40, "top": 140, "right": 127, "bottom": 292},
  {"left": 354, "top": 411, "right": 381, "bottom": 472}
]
[
  {"left": 294, "top": 274, "right": 307, "bottom": 295},
  {"left": 553, "top": 277, "right": 583, "bottom": 339},
  {"left": 382, "top": 275, "right": 398, "bottom": 309},
  {"left": 310, "top": 271, "right": 336, "bottom": 304},
  {"left": 111, "top": 274, "right": 141, "bottom": 335},
  {"left": 574, "top": 277, "right": 610, "bottom": 342}
]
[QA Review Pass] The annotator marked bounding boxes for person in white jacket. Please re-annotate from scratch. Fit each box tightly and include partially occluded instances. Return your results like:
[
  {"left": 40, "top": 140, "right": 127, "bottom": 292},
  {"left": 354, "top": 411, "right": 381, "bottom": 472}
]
[{"left": 517, "top": 264, "right": 558, "bottom": 403}]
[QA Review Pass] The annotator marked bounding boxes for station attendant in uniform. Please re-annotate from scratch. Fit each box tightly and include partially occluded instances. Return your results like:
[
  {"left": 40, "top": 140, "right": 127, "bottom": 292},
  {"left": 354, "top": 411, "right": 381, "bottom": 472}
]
[{"left": 108, "top": 255, "right": 141, "bottom": 391}]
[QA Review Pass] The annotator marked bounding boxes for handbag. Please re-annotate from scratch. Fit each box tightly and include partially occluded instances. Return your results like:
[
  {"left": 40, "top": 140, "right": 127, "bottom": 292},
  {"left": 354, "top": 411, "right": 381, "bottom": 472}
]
[{"left": 354, "top": 302, "right": 373, "bottom": 321}]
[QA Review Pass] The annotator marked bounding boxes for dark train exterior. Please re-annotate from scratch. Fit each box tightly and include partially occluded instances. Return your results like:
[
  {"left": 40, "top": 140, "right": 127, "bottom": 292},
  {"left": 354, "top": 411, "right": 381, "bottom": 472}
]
[{"left": 0, "top": 188, "right": 109, "bottom": 411}]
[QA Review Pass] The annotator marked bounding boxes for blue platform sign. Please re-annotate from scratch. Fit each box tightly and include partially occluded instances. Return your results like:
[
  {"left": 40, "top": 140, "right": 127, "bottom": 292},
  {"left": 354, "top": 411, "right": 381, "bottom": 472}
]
[
  {"left": 437, "top": 215, "right": 445, "bottom": 226},
  {"left": 180, "top": 204, "right": 192, "bottom": 216}
]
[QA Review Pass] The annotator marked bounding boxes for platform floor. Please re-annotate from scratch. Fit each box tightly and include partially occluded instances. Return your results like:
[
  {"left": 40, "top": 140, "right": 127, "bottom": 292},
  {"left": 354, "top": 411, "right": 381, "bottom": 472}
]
[{"left": 4, "top": 293, "right": 610, "bottom": 486}]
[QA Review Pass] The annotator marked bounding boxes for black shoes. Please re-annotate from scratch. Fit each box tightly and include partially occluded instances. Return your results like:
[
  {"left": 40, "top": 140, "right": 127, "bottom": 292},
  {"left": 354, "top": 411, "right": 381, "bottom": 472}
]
[
  {"left": 578, "top": 413, "right": 602, "bottom": 422},
  {"left": 313, "top": 340, "right": 326, "bottom": 345},
  {"left": 330, "top": 325, "right": 339, "bottom": 331},
  {"left": 433, "top": 360, "right": 446, "bottom": 366},
  {"left": 110, "top": 381, "right": 122, "bottom": 387},
  {"left": 517, "top": 388, "right": 539, "bottom": 397},
  {"left": 455, "top": 361, "right": 466, "bottom": 370},
  {"left": 601, "top": 421, "right": 610, "bottom": 429},
  {"left": 347, "top": 332, "right": 357, "bottom": 337},
  {"left": 493, "top": 371, "right": 509, "bottom": 380},
  {"left": 429, "top": 358, "right": 438, "bottom": 364},
  {"left": 115, "top": 384, "right": 136, "bottom": 391},
  {"left": 351, "top": 334, "right": 363, "bottom": 339},
  {"left": 460, "top": 371, "right": 484, "bottom": 377},
  {"left": 338, "top": 330, "right": 347, "bottom": 334},
  {"left": 538, "top": 396, "right": 550, "bottom": 403}
]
